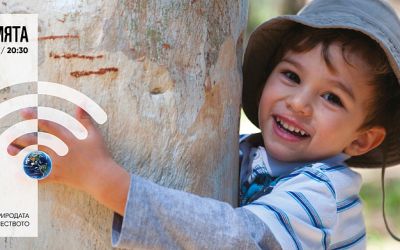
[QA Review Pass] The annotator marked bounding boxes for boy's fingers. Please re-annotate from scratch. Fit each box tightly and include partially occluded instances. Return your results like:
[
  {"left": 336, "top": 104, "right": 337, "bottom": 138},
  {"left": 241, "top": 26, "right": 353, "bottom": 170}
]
[
  {"left": 75, "top": 106, "right": 95, "bottom": 129},
  {"left": 7, "top": 144, "right": 23, "bottom": 156},
  {"left": 21, "top": 107, "right": 93, "bottom": 141},
  {"left": 8, "top": 133, "right": 38, "bottom": 156},
  {"left": 21, "top": 108, "right": 72, "bottom": 141},
  {"left": 37, "top": 119, "right": 69, "bottom": 140},
  {"left": 20, "top": 108, "right": 37, "bottom": 120},
  {"left": 21, "top": 109, "right": 65, "bottom": 139}
]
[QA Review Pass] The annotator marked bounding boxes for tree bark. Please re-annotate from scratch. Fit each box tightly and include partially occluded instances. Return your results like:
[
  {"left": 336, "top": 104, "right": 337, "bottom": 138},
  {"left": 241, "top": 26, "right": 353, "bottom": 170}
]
[{"left": 0, "top": 0, "right": 247, "bottom": 249}]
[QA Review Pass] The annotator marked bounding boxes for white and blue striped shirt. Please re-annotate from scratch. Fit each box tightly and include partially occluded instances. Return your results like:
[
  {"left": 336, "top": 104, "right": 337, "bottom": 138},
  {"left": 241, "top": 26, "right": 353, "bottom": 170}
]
[{"left": 240, "top": 134, "right": 366, "bottom": 250}]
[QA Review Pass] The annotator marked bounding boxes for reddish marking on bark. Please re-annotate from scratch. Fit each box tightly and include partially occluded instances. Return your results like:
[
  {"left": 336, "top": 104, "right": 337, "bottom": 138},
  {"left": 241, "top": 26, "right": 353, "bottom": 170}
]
[
  {"left": 129, "top": 43, "right": 135, "bottom": 50},
  {"left": 38, "top": 27, "right": 41, "bottom": 32},
  {"left": 190, "top": 0, "right": 198, "bottom": 5},
  {"left": 3, "top": 98, "right": 7, "bottom": 100},
  {"left": 135, "top": 56, "right": 146, "bottom": 62},
  {"left": 155, "top": 20, "right": 161, "bottom": 24},
  {"left": 161, "top": 44, "right": 170, "bottom": 50},
  {"left": 70, "top": 68, "right": 118, "bottom": 78},
  {"left": 58, "top": 15, "right": 67, "bottom": 23},
  {"left": 2, "top": 2, "right": 6, "bottom": 6},
  {"left": 51, "top": 53, "right": 104, "bottom": 60},
  {"left": 38, "top": 35, "right": 79, "bottom": 40},
  {"left": 49, "top": 52, "right": 53, "bottom": 57}
]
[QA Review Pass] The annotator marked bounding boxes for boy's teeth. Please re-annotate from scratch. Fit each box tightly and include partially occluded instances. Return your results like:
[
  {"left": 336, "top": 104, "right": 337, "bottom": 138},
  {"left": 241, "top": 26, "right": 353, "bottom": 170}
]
[{"left": 275, "top": 116, "right": 308, "bottom": 137}]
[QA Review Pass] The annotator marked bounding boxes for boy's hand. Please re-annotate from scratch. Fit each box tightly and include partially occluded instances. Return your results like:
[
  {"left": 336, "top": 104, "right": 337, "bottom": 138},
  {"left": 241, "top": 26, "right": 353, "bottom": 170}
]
[{"left": 7, "top": 107, "right": 130, "bottom": 216}]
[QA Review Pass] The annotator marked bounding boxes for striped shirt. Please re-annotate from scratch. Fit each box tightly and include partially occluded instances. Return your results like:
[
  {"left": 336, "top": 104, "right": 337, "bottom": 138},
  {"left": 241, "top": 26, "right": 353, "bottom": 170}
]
[{"left": 240, "top": 134, "right": 366, "bottom": 250}]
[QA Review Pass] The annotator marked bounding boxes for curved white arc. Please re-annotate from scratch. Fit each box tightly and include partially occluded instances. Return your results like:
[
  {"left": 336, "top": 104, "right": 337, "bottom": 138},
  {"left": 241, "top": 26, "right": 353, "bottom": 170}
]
[
  {"left": 14, "top": 134, "right": 68, "bottom": 158},
  {"left": 38, "top": 81, "right": 107, "bottom": 124},
  {"left": 37, "top": 107, "right": 88, "bottom": 140},
  {"left": 0, "top": 94, "right": 38, "bottom": 120},
  {"left": 0, "top": 119, "right": 38, "bottom": 156},
  {"left": 0, "top": 120, "right": 68, "bottom": 157},
  {"left": 37, "top": 132, "right": 68, "bottom": 156}
]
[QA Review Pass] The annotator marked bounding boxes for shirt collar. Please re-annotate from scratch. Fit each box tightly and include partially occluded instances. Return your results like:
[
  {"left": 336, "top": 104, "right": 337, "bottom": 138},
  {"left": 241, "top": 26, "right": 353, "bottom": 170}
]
[{"left": 259, "top": 147, "right": 351, "bottom": 177}]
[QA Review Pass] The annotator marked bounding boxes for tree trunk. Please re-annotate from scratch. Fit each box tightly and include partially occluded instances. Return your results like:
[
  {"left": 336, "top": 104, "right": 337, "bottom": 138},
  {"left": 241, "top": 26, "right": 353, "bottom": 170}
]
[{"left": 0, "top": 0, "right": 247, "bottom": 249}]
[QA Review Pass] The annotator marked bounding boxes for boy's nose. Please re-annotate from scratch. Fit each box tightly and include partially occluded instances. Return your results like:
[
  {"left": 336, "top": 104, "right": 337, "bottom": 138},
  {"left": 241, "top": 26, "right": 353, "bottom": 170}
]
[{"left": 285, "top": 90, "right": 313, "bottom": 116}]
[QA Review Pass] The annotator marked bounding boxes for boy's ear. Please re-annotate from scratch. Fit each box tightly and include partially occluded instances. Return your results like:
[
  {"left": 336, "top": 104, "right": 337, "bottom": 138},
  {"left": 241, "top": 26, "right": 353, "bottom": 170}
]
[{"left": 344, "top": 126, "right": 386, "bottom": 156}]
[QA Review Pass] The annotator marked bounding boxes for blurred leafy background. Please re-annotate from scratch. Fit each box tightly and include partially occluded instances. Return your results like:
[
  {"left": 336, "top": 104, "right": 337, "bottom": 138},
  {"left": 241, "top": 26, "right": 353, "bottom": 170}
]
[{"left": 240, "top": 0, "right": 400, "bottom": 249}]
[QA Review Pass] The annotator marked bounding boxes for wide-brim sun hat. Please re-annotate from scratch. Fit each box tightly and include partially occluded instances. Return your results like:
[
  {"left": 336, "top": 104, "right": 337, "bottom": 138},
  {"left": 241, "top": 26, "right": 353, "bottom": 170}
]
[{"left": 242, "top": 0, "right": 400, "bottom": 168}]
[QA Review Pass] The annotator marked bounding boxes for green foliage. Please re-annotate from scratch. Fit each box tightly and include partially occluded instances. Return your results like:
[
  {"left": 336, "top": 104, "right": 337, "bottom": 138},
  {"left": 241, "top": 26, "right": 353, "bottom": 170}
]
[
  {"left": 247, "top": 0, "right": 280, "bottom": 39},
  {"left": 360, "top": 180, "right": 400, "bottom": 213},
  {"left": 247, "top": 0, "right": 305, "bottom": 40},
  {"left": 359, "top": 179, "right": 400, "bottom": 244}
]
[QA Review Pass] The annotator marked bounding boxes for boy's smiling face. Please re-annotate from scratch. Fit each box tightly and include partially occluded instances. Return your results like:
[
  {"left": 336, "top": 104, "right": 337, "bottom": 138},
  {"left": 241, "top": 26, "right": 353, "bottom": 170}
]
[{"left": 258, "top": 42, "right": 385, "bottom": 162}]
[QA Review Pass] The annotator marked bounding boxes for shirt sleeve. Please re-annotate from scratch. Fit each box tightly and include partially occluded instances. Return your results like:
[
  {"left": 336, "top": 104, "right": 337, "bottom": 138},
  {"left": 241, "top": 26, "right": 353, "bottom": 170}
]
[{"left": 111, "top": 173, "right": 282, "bottom": 250}]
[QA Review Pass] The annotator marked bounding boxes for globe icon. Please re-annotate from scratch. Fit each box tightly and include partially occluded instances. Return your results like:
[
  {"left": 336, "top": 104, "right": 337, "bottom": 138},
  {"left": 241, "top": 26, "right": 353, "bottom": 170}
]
[{"left": 23, "top": 151, "right": 52, "bottom": 180}]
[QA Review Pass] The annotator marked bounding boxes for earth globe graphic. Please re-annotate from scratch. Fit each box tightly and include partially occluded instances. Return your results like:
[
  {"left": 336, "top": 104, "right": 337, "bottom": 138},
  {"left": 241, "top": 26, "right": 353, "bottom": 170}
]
[{"left": 23, "top": 151, "right": 52, "bottom": 180}]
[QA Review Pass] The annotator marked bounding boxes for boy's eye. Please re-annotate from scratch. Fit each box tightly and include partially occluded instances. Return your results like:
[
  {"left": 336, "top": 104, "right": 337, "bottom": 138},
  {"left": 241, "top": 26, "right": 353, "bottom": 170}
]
[
  {"left": 322, "top": 93, "right": 343, "bottom": 106},
  {"left": 283, "top": 71, "right": 300, "bottom": 84}
]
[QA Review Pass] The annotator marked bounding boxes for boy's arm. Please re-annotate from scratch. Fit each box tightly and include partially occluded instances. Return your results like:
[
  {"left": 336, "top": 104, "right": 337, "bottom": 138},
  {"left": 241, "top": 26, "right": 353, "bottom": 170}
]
[
  {"left": 8, "top": 107, "right": 282, "bottom": 249},
  {"left": 86, "top": 159, "right": 130, "bottom": 216},
  {"left": 112, "top": 173, "right": 282, "bottom": 250}
]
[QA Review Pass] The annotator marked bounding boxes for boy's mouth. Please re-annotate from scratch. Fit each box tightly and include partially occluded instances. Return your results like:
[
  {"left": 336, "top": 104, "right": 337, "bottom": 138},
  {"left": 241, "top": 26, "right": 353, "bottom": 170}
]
[{"left": 274, "top": 116, "right": 309, "bottom": 138}]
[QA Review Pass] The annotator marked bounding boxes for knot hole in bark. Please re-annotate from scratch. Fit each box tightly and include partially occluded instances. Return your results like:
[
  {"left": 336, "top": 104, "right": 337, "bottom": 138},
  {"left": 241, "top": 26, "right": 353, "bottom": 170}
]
[{"left": 150, "top": 87, "right": 165, "bottom": 95}]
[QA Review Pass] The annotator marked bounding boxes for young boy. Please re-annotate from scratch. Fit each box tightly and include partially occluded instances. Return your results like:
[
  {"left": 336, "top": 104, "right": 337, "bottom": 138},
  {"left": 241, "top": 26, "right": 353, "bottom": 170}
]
[{"left": 7, "top": 0, "right": 400, "bottom": 249}]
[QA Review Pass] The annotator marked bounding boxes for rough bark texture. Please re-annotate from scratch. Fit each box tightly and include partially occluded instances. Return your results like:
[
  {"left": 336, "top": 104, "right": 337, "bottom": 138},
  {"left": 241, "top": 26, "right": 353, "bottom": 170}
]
[{"left": 0, "top": 0, "right": 247, "bottom": 249}]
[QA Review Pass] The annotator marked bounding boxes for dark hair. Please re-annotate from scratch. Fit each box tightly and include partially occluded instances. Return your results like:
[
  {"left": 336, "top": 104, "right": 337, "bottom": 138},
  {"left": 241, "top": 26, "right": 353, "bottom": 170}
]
[{"left": 259, "top": 24, "right": 400, "bottom": 132}]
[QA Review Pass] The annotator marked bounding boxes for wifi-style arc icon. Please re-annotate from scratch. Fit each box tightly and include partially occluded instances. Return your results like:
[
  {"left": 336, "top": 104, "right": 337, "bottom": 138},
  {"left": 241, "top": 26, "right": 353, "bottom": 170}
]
[{"left": 0, "top": 81, "right": 107, "bottom": 173}]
